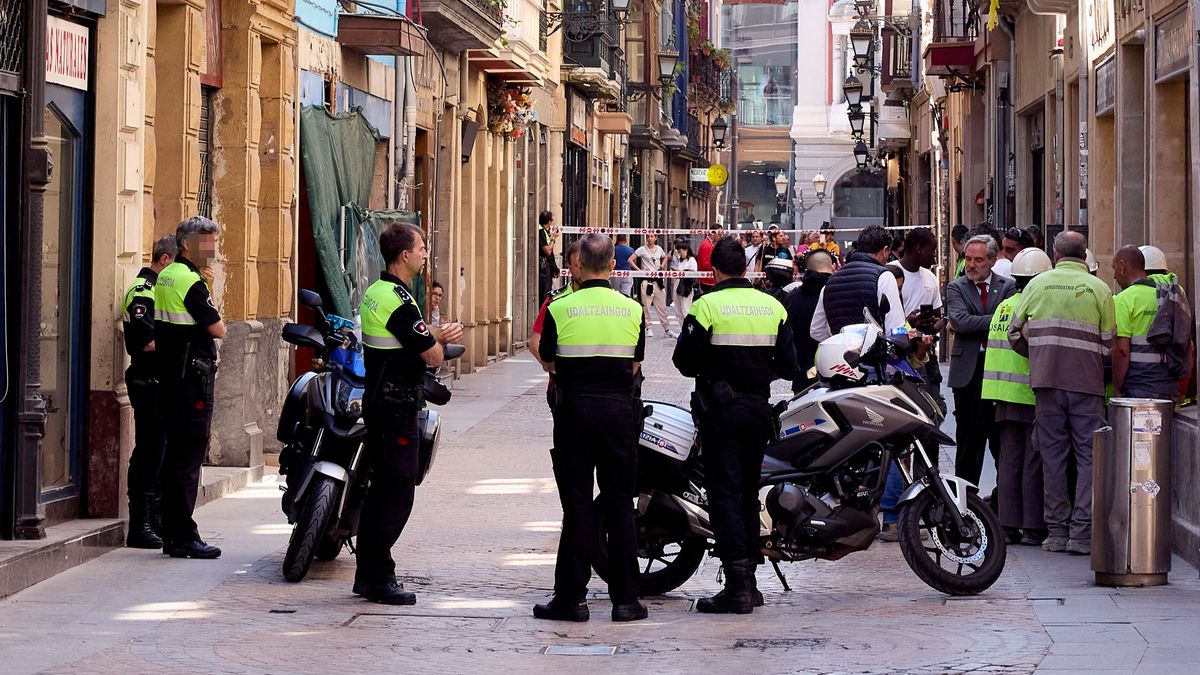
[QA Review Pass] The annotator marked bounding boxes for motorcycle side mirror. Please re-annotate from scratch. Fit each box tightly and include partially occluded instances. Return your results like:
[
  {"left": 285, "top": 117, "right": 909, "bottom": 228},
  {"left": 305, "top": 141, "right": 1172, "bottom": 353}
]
[
  {"left": 298, "top": 289, "right": 323, "bottom": 309},
  {"left": 281, "top": 323, "right": 326, "bottom": 350},
  {"left": 443, "top": 343, "right": 466, "bottom": 361}
]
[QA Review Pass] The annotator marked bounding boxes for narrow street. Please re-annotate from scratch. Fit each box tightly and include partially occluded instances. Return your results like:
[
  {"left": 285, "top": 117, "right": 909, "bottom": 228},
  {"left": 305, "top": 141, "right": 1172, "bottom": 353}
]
[{"left": 2, "top": 337, "right": 1199, "bottom": 674}]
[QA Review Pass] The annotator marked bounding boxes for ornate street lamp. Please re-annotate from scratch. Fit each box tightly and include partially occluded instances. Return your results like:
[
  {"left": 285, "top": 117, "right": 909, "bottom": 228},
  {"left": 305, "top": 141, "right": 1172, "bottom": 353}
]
[
  {"left": 843, "top": 75, "right": 864, "bottom": 108},
  {"left": 711, "top": 115, "right": 728, "bottom": 148},
  {"left": 854, "top": 0, "right": 875, "bottom": 17},
  {"left": 658, "top": 50, "right": 680, "bottom": 85},
  {"left": 813, "top": 171, "right": 828, "bottom": 199},
  {"left": 610, "top": 0, "right": 631, "bottom": 16},
  {"left": 854, "top": 140, "right": 870, "bottom": 171},
  {"left": 774, "top": 170, "right": 788, "bottom": 198},
  {"left": 849, "top": 19, "right": 875, "bottom": 70},
  {"left": 848, "top": 109, "right": 867, "bottom": 138}
]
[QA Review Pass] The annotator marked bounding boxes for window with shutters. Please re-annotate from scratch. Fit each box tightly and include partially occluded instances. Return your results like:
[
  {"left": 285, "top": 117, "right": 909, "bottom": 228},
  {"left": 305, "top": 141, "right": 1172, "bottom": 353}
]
[{"left": 197, "top": 86, "right": 215, "bottom": 219}]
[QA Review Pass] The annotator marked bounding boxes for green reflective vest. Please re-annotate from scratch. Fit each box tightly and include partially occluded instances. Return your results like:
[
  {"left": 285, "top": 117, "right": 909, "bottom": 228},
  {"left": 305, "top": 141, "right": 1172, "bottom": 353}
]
[
  {"left": 360, "top": 279, "right": 416, "bottom": 351},
  {"left": 122, "top": 276, "right": 155, "bottom": 323},
  {"left": 982, "top": 291, "right": 1033, "bottom": 405},
  {"left": 690, "top": 286, "right": 787, "bottom": 346},
  {"left": 154, "top": 262, "right": 203, "bottom": 325},
  {"left": 547, "top": 286, "right": 642, "bottom": 358}
]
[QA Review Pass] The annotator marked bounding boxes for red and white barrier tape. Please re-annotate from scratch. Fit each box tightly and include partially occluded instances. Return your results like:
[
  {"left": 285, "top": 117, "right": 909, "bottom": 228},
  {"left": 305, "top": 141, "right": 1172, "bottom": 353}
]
[
  {"left": 556, "top": 225, "right": 918, "bottom": 236},
  {"left": 557, "top": 269, "right": 766, "bottom": 279}
]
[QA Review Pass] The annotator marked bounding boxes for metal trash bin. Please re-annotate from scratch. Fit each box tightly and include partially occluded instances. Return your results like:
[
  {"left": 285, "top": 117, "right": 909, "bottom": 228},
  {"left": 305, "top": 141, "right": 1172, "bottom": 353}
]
[{"left": 1092, "top": 398, "right": 1173, "bottom": 587}]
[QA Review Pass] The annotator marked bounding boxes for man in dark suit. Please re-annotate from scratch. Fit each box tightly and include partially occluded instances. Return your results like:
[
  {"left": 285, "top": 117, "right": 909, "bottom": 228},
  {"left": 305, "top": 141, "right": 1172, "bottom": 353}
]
[{"left": 946, "top": 234, "right": 1015, "bottom": 486}]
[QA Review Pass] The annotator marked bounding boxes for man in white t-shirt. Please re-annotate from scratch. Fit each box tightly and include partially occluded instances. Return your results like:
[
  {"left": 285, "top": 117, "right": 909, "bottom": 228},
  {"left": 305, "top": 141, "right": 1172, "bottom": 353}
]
[{"left": 628, "top": 234, "right": 674, "bottom": 337}]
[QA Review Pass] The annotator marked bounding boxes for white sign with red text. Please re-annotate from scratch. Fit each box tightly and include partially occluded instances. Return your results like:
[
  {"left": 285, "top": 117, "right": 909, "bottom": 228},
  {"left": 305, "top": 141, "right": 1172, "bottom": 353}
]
[{"left": 46, "top": 17, "right": 90, "bottom": 91}]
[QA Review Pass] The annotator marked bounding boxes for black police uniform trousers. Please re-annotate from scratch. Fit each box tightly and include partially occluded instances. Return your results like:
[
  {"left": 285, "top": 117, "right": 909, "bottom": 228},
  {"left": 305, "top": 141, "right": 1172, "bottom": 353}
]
[
  {"left": 550, "top": 394, "right": 639, "bottom": 605},
  {"left": 158, "top": 365, "right": 215, "bottom": 544},
  {"left": 697, "top": 396, "right": 773, "bottom": 562},
  {"left": 356, "top": 399, "right": 420, "bottom": 585},
  {"left": 126, "top": 366, "right": 166, "bottom": 504}
]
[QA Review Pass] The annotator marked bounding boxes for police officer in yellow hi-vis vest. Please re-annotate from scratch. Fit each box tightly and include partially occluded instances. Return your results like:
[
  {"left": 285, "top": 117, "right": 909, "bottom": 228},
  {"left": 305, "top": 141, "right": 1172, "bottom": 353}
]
[
  {"left": 981, "top": 247, "right": 1051, "bottom": 547},
  {"left": 673, "top": 237, "right": 796, "bottom": 614},
  {"left": 154, "top": 217, "right": 225, "bottom": 559},
  {"left": 535, "top": 233, "right": 648, "bottom": 623},
  {"left": 122, "top": 235, "right": 179, "bottom": 549},
  {"left": 355, "top": 223, "right": 462, "bottom": 605}
]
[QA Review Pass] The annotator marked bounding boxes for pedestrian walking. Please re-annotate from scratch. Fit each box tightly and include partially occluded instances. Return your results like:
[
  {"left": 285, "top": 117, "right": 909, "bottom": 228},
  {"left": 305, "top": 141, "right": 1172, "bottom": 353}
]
[
  {"left": 945, "top": 234, "right": 1014, "bottom": 487},
  {"left": 629, "top": 234, "right": 674, "bottom": 337},
  {"left": 537, "top": 211, "right": 559, "bottom": 300},
  {"left": 1112, "top": 246, "right": 1178, "bottom": 401},
  {"left": 122, "top": 234, "right": 179, "bottom": 549},
  {"left": 612, "top": 234, "right": 636, "bottom": 297},
  {"left": 810, "top": 225, "right": 906, "bottom": 341},
  {"left": 981, "top": 247, "right": 1053, "bottom": 546},
  {"left": 154, "top": 217, "right": 226, "bottom": 559},
  {"left": 357, "top": 223, "right": 463, "bottom": 604},
  {"left": 535, "top": 234, "right": 648, "bottom": 623},
  {"left": 673, "top": 237, "right": 796, "bottom": 613},
  {"left": 672, "top": 242, "right": 697, "bottom": 325},
  {"left": 1008, "top": 231, "right": 1115, "bottom": 555},
  {"left": 784, "top": 248, "right": 833, "bottom": 393}
]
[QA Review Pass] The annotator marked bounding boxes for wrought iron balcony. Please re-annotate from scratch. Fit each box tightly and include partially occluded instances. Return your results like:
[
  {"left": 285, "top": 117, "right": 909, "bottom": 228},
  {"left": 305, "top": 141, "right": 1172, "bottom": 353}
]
[
  {"left": 686, "top": 53, "right": 721, "bottom": 110},
  {"left": 420, "top": 0, "right": 504, "bottom": 54},
  {"left": 932, "top": 0, "right": 979, "bottom": 41}
]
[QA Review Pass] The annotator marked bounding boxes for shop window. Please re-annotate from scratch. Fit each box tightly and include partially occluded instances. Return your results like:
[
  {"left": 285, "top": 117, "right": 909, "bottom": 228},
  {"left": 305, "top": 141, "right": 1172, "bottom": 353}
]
[{"left": 198, "top": 86, "right": 215, "bottom": 218}]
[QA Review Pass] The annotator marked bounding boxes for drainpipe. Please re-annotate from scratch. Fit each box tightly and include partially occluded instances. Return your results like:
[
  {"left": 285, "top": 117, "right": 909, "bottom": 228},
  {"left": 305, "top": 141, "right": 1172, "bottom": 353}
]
[
  {"left": 404, "top": 57, "right": 418, "bottom": 208},
  {"left": 395, "top": 58, "right": 407, "bottom": 209},
  {"left": 996, "top": 16, "right": 1017, "bottom": 231},
  {"left": 1053, "top": 46, "right": 1065, "bottom": 226},
  {"left": 1077, "top": 1, "right": 1088, "bottom": 230}
]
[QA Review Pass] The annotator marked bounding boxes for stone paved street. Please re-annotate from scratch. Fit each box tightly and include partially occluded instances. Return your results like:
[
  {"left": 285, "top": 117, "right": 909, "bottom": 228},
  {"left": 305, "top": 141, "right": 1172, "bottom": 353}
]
[{"left": 2, "top": 336, "right": 1199, "bottom": 674}]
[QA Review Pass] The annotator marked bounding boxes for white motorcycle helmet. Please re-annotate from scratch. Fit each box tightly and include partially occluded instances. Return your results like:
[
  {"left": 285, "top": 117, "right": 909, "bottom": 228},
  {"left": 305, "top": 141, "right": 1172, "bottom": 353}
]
[{"left": 815, "top": 324, "right": 872, "bottom": 383}]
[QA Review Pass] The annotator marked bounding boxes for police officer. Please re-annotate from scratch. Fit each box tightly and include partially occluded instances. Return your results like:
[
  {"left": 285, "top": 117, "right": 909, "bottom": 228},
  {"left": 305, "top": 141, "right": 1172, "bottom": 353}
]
[
  {"left": 535, "top": 233, "right": 647, "bottom": 623},
  {"left": 154, "top": 217, "right": 225, "bottom": 559},
  {"left": 122, "top": 235, "right": 179, "bottom": 548},
  {"left": 673, "top": 237, "right": 796, "bottom": 614},
  {"left": 981, "top": 247, "right": 1052, "bottom": 546},
  {"left": 357, "top": 224, "right": 462, "bottom": 604}
]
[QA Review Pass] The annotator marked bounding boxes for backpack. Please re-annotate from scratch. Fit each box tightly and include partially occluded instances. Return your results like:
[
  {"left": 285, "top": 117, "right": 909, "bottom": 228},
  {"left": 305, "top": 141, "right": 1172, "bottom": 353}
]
[{"left": 1145, "top": 279, "right": 1193, "bottom": 380}]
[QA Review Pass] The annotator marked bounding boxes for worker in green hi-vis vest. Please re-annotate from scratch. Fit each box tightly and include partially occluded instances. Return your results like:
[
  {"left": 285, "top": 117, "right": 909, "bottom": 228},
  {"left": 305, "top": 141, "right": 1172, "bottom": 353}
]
[
  {"left": 121, "top": 234, "right": 179, "bottom": 550},
  {"left": 154, "top": 217, "right": 225, "bottom": 560},
  {"left": 981, "top": 247, "right": 1053, "bottom": 548}
]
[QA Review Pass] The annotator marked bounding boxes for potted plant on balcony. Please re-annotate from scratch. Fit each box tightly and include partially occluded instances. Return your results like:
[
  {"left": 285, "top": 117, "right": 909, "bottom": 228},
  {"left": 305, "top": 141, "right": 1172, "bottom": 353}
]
[
  {"left": 711, "top": 48, "right": 730, "bottom": 71},
  {"left": 487, "top": 83, "right": 537, "bottom": 140}
]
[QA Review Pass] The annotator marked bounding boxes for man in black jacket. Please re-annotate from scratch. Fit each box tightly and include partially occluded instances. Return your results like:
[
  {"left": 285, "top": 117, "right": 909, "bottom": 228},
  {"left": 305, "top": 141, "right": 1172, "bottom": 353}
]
[{"left": 785, "top": 248, "right": 833, "bottom": 392}]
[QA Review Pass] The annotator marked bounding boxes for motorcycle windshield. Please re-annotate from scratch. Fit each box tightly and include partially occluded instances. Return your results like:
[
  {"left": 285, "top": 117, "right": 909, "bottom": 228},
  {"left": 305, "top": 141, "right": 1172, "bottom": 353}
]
[{"left": 887, "top": 358, "right": 924, "bottom": 382}]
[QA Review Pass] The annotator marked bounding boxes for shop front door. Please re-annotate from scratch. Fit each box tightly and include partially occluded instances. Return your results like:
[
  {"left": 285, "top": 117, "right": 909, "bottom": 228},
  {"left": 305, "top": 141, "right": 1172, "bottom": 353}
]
[{"left": 40, "top": 84, "right": 89, "bottom": 504}]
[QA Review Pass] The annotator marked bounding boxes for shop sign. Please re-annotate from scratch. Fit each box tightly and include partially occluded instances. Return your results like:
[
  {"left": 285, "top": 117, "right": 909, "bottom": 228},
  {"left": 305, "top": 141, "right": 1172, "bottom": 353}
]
[
  {"left": 568, "top": 90, "right": 589, "bottom": 148},
  {"left": 689, "top": 168, "right": 709, "bottom": 183},
  {"left": 706, "top": 163, "right": 729, "bottom": 187},
  {"left": 46, "top": 17, "right": 89, "bottom": 91},
  {"left": 1094, "top": 55, "right": 1115, "bottom": 117},
  {"left": 1154, "top": 10, "right": 1190, "bottom": 83}
]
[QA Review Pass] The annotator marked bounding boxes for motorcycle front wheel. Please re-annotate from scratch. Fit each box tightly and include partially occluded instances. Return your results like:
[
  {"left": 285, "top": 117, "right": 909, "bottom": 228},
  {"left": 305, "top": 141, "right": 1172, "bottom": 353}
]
[
  {"left": 591, "top": 496, "right": 707, "bottom": 596},
  {"left": 898, "top": 488, "right": 1006, "bottom": 596},
  {"left": 282, "top": 475, "right": 341, "bottom": 582}
]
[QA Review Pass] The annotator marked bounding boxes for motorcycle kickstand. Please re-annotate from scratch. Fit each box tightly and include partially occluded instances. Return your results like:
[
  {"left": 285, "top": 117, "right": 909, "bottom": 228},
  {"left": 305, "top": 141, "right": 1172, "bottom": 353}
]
[
  {"left": 770, "top": 560, "right": 791, "bottom": 592},
  {"left": 347, "top": 537, "right": 357, "bottom": 555}
]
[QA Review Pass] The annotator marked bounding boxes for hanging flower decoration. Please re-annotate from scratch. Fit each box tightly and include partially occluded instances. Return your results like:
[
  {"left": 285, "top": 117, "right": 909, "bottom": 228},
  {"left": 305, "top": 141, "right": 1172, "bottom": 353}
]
[{"left": 487, "top": 83, "right": 537, "bottom": 140}]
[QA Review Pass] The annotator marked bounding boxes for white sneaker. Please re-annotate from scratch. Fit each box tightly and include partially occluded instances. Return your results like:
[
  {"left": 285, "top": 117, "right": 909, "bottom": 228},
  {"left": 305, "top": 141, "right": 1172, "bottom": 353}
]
[
  {"left": 665, "top": 329, "right": 676, "bottom": 338},
  {"left": 645, "top": 329, "right": 654, "bottom": 338}
]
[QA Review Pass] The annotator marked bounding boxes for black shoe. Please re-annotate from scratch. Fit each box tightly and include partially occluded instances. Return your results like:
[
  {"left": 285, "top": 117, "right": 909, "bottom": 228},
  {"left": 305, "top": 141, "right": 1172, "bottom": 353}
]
[
  {"left": 696, "top": 559, "right": 755, "bottom": 615},
  {"left": 354, "top": 579, "right": 416, "bottom": 605},
  {"left": 164, "top": 539, "right": 222, "bottom": 559},
  {"left": 1004, "top": 527, "right": 1023, "bottom": 545},
  {"left": 145, "top": 495, "right": 164, "bottom": 538},
  {"left": 1020, "top": 529, "right": 1048, "bottom": 546},
  {"left": 612, "top": 602, "right": 648, "bottom": 622},
  {"left": 126, "top": 521, "right": 162, "bottom": 549},
  {"left": 745, "top": 564, "right": 765, "bottom": 607},
  {"left": 532, "top": 597, "right": 589, "bottom": 622}
]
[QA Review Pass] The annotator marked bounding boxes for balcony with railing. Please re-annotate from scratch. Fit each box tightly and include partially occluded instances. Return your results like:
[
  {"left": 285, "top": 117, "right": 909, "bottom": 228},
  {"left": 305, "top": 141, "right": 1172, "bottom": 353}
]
[
  {"left": 562, "top": 13, "right": 622, "bottom": 99},
  {"left": 420, "top": 0, "right": 503, "bottom": 53},
  {"left": 924, "top": 0, "right": 980, "bottom": 77},
  {"left": 686, "top": 52, "right": 722, "bottom": 111},
  {"left": 881, "top": 27, "right": 913, "bottom": 90}
]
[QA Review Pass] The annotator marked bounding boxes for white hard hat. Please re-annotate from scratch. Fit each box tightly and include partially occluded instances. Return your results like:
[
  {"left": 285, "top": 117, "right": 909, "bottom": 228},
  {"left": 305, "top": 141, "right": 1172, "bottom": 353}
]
[
  {"left": 815, "top": 327, "right": 868, "bottom": 383},
  {"left": 1085, "top": 248, "right": 1098, "bottom": 273},
  {"left": 1011, "top": 247, "right": 1052, "bottom": 278},
  {"left": 1139, "top": 245, "right": 1168, "bottom": 271}
]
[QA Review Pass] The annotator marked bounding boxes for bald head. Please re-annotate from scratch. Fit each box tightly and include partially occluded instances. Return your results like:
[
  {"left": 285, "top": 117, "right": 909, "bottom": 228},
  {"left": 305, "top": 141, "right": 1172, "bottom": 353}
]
[
  {"left": 578, "top": 233, "right": 615, "bottom": 279},
  {"left": 1113, "top": 245, "right": 1146, "bottom": 289},
  {"left": 805, "top": 248, "right": 834, "bottom": 274},
  {"left": 1053, "top": 231, "right": 1089, "bottom": 263}
]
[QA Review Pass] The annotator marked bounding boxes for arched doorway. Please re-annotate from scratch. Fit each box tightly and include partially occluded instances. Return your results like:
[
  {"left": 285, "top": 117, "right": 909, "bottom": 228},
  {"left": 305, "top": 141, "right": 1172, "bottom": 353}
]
[{"left": 830, "top": 170, "right": 885, "bottom": 236}]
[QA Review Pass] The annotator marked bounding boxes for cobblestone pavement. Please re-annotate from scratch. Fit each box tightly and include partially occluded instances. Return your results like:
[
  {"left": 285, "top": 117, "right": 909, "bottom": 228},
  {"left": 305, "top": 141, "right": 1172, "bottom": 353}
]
[{"left": 3, "top": 335, "right": 1200, "bottom": 674}]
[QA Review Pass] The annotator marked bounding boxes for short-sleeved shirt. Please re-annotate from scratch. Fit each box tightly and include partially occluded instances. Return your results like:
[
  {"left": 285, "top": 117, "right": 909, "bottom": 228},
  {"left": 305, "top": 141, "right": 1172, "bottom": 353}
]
[
  {"left": 362, "top": 274, "right": 438, "bottom": 394},
  {"left": 538, "top": 280, "right": 646, "bottom": 395},
  {"left": 155, "top": 256, "right": 221, "bottom": 380},
  {"left": 632, "top": 245, "right": 666, "bottom": 271},
  {"left": 538, "top": 227, "right": 554, "bottom": 260},
  {"left": 123, "top": 267, "right": 158, "bottom": 373},
  {"left": 888, "top": 261, "right": 943, "bottom": 316},
  {"left": 614, "top": 244, "right": 635, "bottom": 271}
]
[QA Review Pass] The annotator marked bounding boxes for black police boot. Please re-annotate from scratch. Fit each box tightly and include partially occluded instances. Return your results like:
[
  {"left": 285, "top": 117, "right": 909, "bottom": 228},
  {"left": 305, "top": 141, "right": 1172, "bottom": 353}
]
[
  {"left": 353, "top": 578, "right": 416, "bottom": 605},
  {"left": 746, "top": 562, "right": 765, "bottom": 608},
  {"left": 611, "top": 601, "right": 648, "bottom": 622},
  {"left": 532, "top": 596, "right": 589, "bottom": 622},
  {"left": 126, "top": 499, "right": 162, "bottom": 549},
  {"left": 164, "top": 539, "right": 222, "bottom": 559},
  {"left": 145, "top": 493, "right": 164, "bottom": 538},
  {"left": 695, "top": 559, "right": 755, "bottom": 614}
]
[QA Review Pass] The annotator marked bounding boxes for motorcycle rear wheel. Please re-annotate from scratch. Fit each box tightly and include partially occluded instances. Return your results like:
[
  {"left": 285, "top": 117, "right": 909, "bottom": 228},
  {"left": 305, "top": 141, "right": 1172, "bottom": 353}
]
[
  {"left": 282, "top": 476, "right": 340, "bottom": 582},
  {"left": 591, "top": 496, "right": 707, "bottom": 596},
  {"left": 898, "top": 489, "right": 1006, "bottom": 596}
]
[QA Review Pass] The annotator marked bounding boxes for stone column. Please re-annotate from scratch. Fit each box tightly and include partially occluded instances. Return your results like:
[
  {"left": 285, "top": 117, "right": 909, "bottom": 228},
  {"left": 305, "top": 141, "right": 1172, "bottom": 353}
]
[{"left": 1116, "top": 42, "right": 1147, "bottom": 247}]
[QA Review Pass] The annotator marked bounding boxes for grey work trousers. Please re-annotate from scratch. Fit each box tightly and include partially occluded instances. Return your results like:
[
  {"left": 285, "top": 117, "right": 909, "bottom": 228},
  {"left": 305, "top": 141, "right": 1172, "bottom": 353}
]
[
  {"left": 1034, "top": 388, "right": 1104, "bottom": 542},
  {"left": 996, "top": 405, "right": 1043, "bottom": 531}
]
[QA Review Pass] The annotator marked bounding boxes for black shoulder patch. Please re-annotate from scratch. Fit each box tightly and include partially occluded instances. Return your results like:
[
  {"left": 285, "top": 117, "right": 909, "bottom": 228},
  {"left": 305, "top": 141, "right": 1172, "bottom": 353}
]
[{"left": 393, "top": 284, "right": 415, "bottom": 304}]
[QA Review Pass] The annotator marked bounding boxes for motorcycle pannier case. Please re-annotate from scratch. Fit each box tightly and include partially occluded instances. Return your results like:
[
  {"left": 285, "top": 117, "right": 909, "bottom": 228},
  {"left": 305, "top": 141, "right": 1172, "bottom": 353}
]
[{"left": 637, "top": 402, "right": 697, "bottom": 491}]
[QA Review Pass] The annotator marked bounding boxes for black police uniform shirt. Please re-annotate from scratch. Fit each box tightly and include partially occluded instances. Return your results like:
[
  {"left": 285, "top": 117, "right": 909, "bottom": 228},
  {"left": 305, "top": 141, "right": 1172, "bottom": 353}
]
[
  {"left": 673, "top": 277, "right": 798, "bottom": 398},
  {"left": 363, "top": 273, "right": 437, "bottom": 399},
  {"left": 124, "top": 267, "right": 158, "bottom": 374},
  {"left": 537, "top": 279, "right": 647, "bottom": 396},
  {"left": 155, "top": 255, "right": 222, "bottom": 380}
]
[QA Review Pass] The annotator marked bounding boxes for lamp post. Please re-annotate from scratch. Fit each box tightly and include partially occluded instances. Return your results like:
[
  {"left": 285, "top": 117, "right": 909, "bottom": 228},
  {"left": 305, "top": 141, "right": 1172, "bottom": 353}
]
[
  {"left": 796, "top": 172, "right": 827, "bottom": 227},
  {"left": 711, "top": 115, "right": 728, "bottom": 149},
  {"left": 628, "top": 50, "right": 683, "bottom": 101},
  {"left": 774, "top": 170, "right": 789, "bottom": 224},
  {"left": 849, "top": 19, "right": 875, "bottom": 71},
  {"left": 854, "top": 140, "right": 870, "bottom": 171},
  {"left": 843, "top": 75, "right": 864, "bottom": 107}
]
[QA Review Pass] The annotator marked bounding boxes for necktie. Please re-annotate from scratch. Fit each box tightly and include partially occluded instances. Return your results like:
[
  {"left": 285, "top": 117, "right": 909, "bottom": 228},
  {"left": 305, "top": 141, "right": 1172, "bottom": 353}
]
[{"left": 977, "top": 281, "right": 989, "bottom": 307}]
